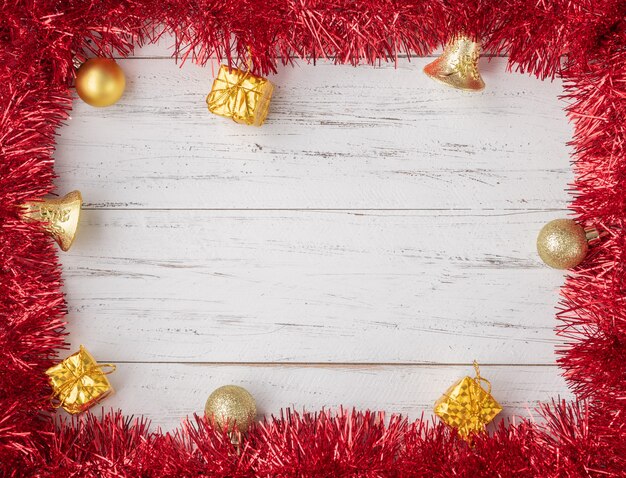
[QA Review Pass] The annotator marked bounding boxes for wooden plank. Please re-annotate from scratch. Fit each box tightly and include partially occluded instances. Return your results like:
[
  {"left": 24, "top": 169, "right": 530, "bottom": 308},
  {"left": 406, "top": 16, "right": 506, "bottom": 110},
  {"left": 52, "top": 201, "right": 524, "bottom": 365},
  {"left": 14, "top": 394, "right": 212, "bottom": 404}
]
[
  {"left": 54, "top": 57, "right": 572, "bottom": 210},
  {"left": 62, "top": 209, "right": 567, "bottom": 364},
  {"left": 77, "top": 363, "right": 571, "bottom": 431}
]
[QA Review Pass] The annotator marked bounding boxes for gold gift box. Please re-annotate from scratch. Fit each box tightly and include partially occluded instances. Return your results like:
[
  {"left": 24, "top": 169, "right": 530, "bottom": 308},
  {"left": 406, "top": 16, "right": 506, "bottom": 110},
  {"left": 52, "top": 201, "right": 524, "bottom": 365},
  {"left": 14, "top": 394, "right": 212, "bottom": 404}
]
[
  {"left": 46, "top": 345, "right": 115, "bottom": 415},
  {"left": 434, "top": 374, "right": 502, "bottom": 438},
  {"left": 207, "top": 65, "right": 274, "bottom": 126}
]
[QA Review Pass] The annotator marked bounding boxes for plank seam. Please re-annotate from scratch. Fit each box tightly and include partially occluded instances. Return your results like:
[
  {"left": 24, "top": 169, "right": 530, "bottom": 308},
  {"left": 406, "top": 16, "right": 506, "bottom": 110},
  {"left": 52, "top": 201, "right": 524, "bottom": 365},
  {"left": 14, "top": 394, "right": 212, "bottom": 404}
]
[{"left": 104, "top": 361, "right": 560, "bottom": 367}]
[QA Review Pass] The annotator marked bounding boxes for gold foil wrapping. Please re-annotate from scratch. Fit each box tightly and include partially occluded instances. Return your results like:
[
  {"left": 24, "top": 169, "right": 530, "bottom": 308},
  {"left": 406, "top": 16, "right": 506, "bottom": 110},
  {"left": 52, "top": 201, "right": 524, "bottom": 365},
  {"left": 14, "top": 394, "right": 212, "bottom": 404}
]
[
  {"left": 434, "top": 364, "right": 502, "bottom": 438},
  {"left": 46, "top": 346, "right": 115, "bottom": 414},
  {"left": 207, "top": 65, "right": 274, "bottom": 126}
]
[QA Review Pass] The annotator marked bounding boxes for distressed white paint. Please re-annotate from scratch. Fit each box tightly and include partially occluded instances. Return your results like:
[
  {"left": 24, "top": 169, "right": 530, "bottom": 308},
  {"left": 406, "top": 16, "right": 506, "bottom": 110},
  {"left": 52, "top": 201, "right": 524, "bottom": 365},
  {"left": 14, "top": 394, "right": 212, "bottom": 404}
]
[
  {"left": 55, "top": 57, "right": 572, "bottom": 210},
  {"left": 55, "top": 37, "right": 574, "bottom": 430},
  {"left": 63, "top": 209, "right": 567, "bottom": 364}
]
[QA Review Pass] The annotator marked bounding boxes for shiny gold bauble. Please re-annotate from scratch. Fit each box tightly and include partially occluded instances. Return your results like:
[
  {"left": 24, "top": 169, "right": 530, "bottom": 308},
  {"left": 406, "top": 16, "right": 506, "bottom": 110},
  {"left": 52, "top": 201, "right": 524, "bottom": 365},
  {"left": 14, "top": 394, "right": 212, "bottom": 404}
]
[
  {"left": 537, "top": 219, "right": 588, "bottom": 269},
  {"left": 75, "top": 58, "right": 125, "bottom": 107},
  {"left": 205, "top": 385, "right": 257, "bottom": 433}
]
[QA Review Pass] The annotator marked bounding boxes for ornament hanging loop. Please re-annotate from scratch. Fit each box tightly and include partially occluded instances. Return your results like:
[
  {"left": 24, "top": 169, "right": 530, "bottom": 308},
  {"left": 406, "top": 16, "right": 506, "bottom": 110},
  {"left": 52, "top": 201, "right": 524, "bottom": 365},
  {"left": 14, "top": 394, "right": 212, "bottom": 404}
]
[
  {"left": 229, "top": 430, "right": 243, "bottom": 455},
  {"left": 473, "top": 360, "right": 491, "bottom": 394},
  {"left": 246, "top": 45, "right": 253, "bottom": 71},
  {"left": 97, "top": 363, "right": 117, "bottom": 375},
  {"left": 585, "top": 227, "right": 600, "bottom": 244}
]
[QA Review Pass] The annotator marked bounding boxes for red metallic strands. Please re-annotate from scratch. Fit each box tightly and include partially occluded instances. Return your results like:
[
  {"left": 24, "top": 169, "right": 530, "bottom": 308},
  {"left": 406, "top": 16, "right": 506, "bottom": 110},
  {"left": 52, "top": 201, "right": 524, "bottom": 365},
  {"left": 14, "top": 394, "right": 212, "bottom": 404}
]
[{"left": 1, "top": 0, "right": 626, "bottom": 476}]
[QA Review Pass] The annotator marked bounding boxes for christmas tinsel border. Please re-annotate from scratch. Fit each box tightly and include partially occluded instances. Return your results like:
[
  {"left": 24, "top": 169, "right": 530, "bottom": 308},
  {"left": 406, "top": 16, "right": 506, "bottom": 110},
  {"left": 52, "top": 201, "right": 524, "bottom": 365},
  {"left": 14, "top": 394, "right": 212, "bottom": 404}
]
[{"left": 1, "top": 1, "right": 625, "bottom": 476}]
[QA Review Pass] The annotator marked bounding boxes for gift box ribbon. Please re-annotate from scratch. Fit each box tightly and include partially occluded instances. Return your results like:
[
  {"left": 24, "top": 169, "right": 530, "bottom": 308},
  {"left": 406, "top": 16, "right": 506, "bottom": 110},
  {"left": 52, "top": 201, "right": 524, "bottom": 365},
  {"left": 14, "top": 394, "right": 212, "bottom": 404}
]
[
  {"left": 49, "top": 351, "right": 116, "bottom": 410},
  {"left": 209, "top": 68, "right": 259, "bottom": 116}
]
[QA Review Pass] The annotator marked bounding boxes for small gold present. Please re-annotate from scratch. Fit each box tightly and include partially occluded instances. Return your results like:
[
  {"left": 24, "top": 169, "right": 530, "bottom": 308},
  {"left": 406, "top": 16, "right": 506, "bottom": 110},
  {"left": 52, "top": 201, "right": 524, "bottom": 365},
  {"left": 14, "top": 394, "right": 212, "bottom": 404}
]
[
  {"left": 207, "top": 65, "right": 274, "bottom": 126},
  {"left": 46, "top": 345, "right": 115, "bottom": 414},
  {"left": 434, "top": 362, "right": 502, "bottom": 439}
]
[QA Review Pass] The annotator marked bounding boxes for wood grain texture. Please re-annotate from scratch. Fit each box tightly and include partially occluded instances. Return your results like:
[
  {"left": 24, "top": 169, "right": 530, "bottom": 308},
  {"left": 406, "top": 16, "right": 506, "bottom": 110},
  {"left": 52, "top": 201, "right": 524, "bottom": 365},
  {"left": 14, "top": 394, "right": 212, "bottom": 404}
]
[
  {"left": 72, "top": 363, "right": 571, "bottom": 431},
  {"left": 56, "top": 41, "right": 574, "bottom": 430},
  {"left": 54, "top": 57, "right": 572, "bottom": 210},
  {"left": 63, "top": 209, "right": 567, "bottom": 364}
]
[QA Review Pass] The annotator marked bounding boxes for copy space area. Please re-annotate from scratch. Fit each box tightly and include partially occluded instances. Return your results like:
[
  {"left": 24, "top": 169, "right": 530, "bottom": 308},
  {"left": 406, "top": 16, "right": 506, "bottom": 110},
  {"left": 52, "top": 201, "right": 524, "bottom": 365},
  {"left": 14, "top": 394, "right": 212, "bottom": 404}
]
[{"left": 55, "top": 37, "right": 573, "bottom": 429}]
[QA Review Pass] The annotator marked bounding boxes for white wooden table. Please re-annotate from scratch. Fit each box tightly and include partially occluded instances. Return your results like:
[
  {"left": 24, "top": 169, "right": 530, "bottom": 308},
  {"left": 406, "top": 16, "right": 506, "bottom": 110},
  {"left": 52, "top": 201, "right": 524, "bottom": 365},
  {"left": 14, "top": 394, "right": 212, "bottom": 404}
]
[{"left": 54, "top": 37, "right": 574, "bottom": 430}]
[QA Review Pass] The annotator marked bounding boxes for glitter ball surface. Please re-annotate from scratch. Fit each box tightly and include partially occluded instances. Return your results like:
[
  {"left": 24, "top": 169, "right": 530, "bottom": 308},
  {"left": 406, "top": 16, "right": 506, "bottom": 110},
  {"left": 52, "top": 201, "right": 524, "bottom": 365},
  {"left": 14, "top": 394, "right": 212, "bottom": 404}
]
[
  {"left": 537, "top": 219, "right": 588, "bottom": 269},
  {"left": 205, "top": 385, "right": 257, "bottom": 432}
]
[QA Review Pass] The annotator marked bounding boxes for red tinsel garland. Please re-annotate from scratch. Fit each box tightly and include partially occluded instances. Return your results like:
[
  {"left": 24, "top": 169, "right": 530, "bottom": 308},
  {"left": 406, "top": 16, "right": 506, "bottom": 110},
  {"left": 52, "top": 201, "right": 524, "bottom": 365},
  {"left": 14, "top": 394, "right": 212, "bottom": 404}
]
[{"left": 1, "top": 0, "right": 625, "bottom": 476}]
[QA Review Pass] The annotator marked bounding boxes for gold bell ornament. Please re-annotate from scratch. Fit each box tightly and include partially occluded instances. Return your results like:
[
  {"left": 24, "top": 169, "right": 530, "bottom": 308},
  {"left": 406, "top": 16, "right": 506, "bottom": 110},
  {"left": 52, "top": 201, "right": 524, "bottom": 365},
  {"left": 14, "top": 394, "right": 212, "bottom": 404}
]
[
  {"left": 537, "top": 219, "right": 599, "bottom": 269},
  {"left": 434, "top": 361, "right": 502, "bottom": 439},
  {"left": 22, "top": 191, "right": 82, "bottom": 251},
  {"left": 424, "top": 35, "right": 485, "bottom": 91},
  {"left": 75, "top": 58, "right": 126, "bottom": 107}
]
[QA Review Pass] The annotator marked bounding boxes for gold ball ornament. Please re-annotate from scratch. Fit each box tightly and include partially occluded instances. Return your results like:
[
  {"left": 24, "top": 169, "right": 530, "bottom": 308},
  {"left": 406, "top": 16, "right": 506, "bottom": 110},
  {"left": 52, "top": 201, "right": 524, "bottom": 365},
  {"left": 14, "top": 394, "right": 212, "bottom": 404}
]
[
  {"left": 205, "top": 385, "right": 257, "bottom": 433},
  {"left": 537, "top": 219, "right": 588, "bottom": 269},
  {"left": 75, "top": 58, "right": 125, "bottom": 107}
]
